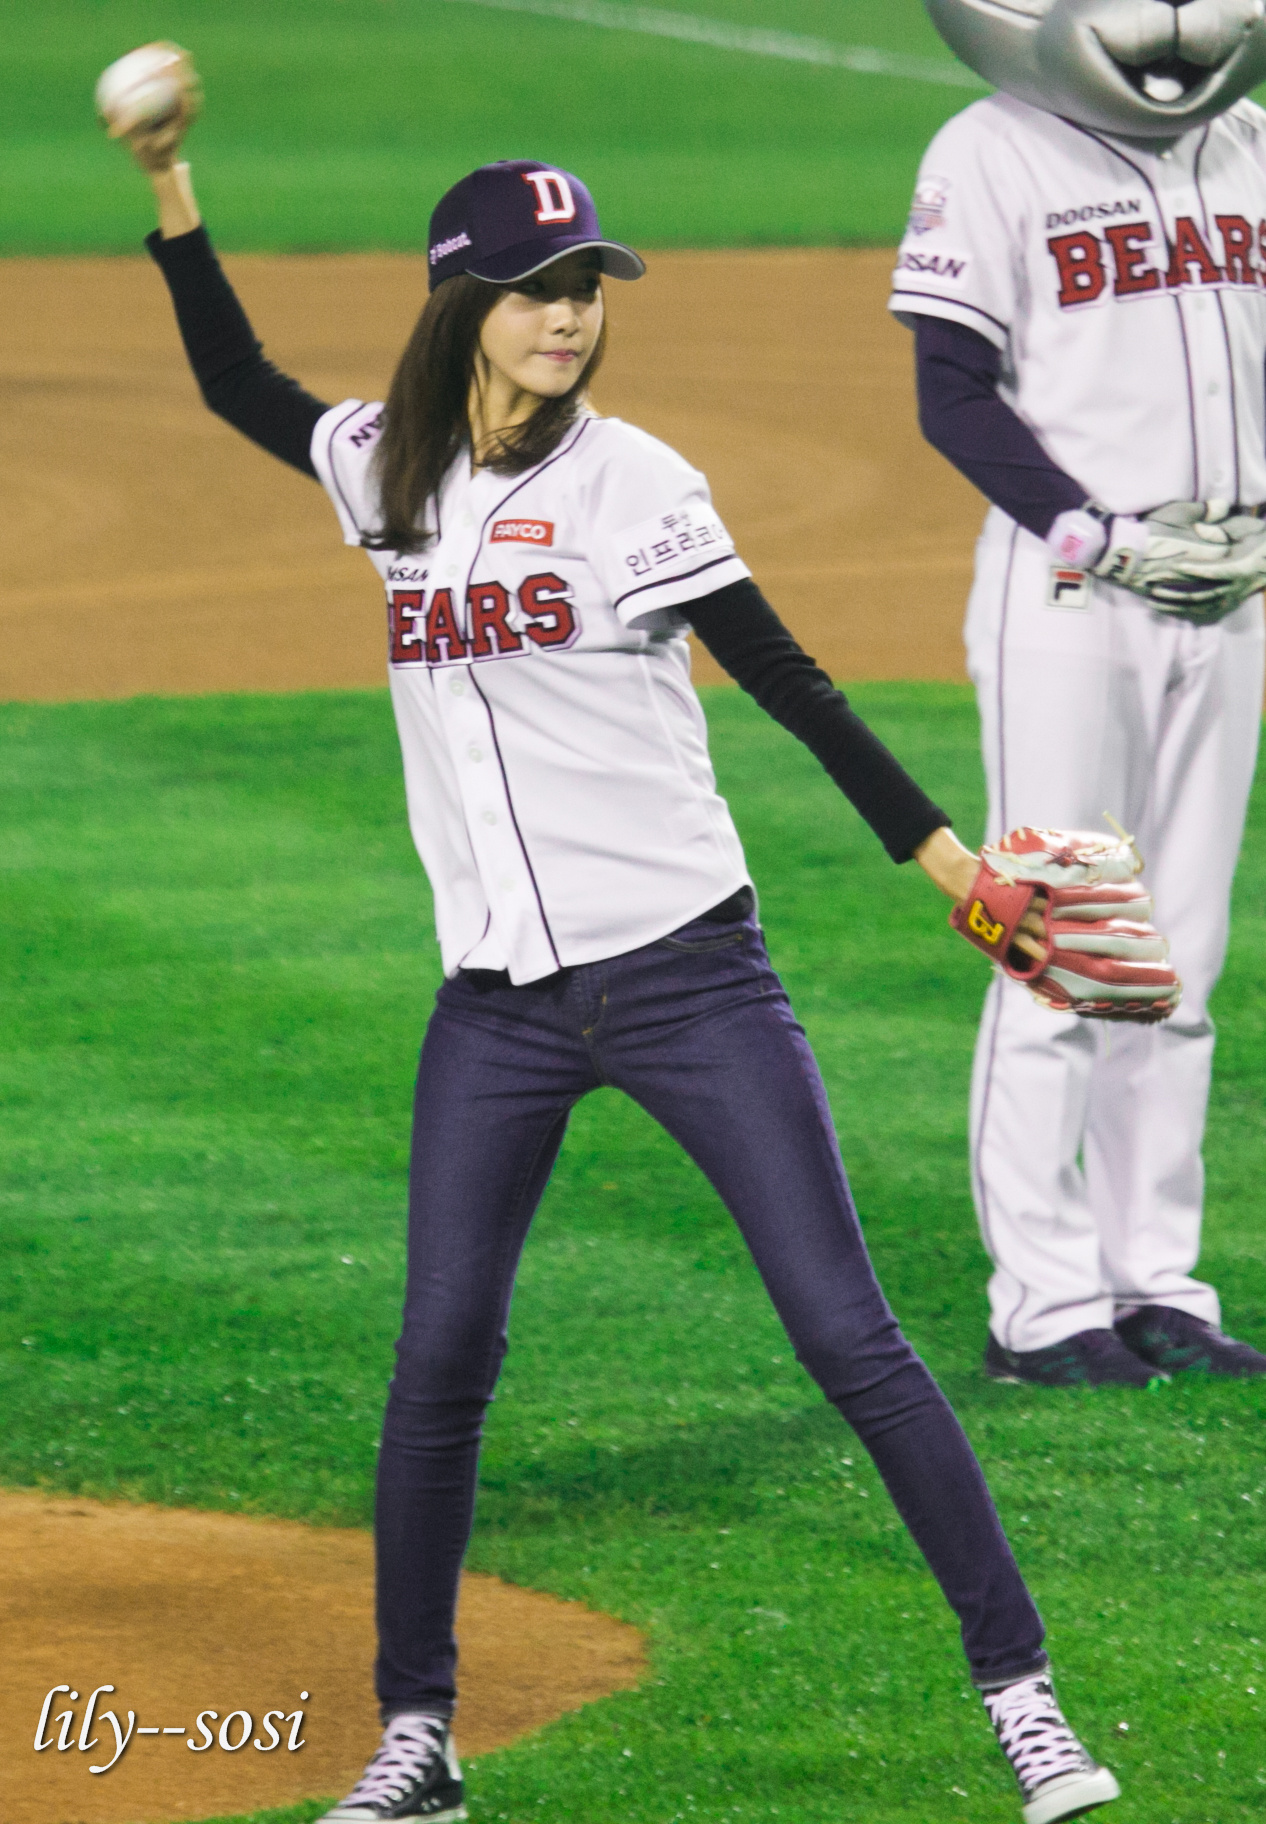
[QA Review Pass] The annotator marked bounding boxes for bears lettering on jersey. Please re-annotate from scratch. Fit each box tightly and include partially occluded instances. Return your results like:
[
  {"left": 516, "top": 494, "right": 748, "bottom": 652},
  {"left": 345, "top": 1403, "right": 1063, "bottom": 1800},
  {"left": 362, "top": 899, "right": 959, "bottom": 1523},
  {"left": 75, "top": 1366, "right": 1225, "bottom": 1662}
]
[
  {"left": 1047, "top": 212, "right": 1263, "bottom": 307},
  {"left": 519, "top": 572, "right": 578, "bottom": 648},
  {"left": 425, "top": 589, "right": 468, "bottom": 666},
  {"left": 388, "top": 574, "right": 579, "bottom": 668},
  {"left": 468, "top": 582, "right": 523, "bottom": 659},
  {"left": 389, "top": 590, "right": 425, "bottom": 665}
]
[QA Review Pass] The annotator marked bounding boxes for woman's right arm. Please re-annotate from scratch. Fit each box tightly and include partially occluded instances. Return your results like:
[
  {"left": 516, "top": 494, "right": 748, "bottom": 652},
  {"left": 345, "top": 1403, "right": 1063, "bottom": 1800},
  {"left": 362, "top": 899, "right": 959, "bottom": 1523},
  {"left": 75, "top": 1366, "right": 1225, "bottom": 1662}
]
[{"left": 137, "top": 145, "right": 329, "bottom": 477}]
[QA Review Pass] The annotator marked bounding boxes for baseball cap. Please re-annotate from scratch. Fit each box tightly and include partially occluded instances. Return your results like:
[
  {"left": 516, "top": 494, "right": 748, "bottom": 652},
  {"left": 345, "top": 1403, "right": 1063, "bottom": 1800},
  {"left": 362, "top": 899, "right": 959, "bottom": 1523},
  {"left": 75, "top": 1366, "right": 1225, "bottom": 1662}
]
[{"left": 427, "top": 159, "right": 645, "bottom": 292}]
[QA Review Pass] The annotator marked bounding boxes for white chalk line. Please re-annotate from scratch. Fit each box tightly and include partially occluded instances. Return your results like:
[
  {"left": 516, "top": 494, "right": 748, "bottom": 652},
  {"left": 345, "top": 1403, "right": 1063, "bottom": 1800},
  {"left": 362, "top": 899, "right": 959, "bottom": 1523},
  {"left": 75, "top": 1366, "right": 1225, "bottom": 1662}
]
[{"left": 442, "top": 0, "right": 986, "bottom": 89}]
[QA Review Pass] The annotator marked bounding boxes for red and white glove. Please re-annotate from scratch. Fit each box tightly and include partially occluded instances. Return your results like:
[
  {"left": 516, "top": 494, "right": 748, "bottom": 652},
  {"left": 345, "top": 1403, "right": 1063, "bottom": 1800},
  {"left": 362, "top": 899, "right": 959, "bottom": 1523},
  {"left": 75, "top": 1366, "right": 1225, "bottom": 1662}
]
[{"left": 950, "top": 826, "right": 1181, "bottom": 1023}]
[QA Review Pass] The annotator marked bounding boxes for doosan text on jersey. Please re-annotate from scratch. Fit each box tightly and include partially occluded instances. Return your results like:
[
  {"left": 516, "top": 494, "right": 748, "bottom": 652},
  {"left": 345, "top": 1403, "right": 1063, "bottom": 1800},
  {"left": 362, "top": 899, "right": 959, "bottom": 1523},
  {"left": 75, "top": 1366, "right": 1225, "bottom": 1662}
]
[{"left": 312, "top": 405, "right": 753, "bottom": 984}]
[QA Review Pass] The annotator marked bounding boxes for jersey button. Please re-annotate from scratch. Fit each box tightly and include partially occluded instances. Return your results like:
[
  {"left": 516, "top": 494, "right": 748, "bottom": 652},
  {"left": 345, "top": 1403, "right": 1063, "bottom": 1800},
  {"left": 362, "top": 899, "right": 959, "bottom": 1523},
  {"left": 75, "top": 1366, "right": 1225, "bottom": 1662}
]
[
  {"left": 468, "top": 745, "right": 483, "bottom": 762},
  {"left": 481, "top": 809, "right": 497, "bottom": 825},
  {"left": 449, "top": 675, "right": 467, "bottom": 696},
  {"left": 1207, "top": 381, "right": 1220, "bottom": 395}
]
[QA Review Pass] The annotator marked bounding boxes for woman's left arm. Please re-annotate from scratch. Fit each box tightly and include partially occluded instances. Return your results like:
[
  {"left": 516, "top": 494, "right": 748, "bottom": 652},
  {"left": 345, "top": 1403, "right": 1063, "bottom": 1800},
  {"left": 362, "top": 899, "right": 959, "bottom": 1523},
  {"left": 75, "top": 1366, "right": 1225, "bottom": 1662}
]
[{"left": 687, "top": 579, "right": 978, "bottom": 900}]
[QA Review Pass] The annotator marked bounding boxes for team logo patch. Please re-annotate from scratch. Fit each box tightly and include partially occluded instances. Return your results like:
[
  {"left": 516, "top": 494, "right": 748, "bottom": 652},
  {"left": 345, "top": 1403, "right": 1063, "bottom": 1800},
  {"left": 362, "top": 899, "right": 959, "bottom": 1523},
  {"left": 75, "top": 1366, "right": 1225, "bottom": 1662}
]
[
  {"left": 907, "top": 176, "right": 950, "bottom": 236},
  {"left": 491, "top": 518, "right": 554, "bottom": 546},
  {"left": 967, "top": 900, "right": 1005, "bottom": 949},
  {"left": 1047, "top": 566, "right": 1090, "bottom": 610},
  {"left": 523, "top": 171, "right": 575, "bottom": 225}
]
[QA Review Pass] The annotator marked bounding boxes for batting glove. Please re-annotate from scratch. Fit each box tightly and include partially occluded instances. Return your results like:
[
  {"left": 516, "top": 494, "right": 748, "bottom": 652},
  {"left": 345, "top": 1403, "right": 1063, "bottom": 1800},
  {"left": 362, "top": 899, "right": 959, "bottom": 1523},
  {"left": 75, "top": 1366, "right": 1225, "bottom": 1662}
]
[{"left": 1047, "top": 500, "right": 1260, "bottom": 624}]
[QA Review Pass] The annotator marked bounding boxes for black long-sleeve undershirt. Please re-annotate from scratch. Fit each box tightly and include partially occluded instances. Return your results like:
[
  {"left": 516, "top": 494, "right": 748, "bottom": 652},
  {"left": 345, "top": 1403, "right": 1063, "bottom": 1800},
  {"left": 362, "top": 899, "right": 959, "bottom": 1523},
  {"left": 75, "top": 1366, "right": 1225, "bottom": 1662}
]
[
  {"left": 914, "top": 316, "right": 1088, "bottom": 539},
  {"left": 147, "top": 225, "right": 327, "bottom": 474},
  {"left": 147, "top": 224, "right": 950, "bottom": 863},
  {"left": 687, "top": 584, "right": 948, "bottom": 862}
]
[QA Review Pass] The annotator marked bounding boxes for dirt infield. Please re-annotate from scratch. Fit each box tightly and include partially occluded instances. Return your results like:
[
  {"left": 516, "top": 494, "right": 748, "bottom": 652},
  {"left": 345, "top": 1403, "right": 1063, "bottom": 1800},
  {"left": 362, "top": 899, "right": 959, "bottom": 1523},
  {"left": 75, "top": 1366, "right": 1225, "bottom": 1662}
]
[
  {"left": 3, "top": 1490, "right": 645, "bottom": 1824},
  {"left": 0, "top": 248, "right": 984, "bottom": 700}
]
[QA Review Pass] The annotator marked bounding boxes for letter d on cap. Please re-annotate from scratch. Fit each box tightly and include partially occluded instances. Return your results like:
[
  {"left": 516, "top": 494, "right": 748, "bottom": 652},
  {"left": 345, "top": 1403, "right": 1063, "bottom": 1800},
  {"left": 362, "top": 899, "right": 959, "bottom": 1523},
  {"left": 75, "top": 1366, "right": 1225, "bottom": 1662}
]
[{"left": 523, "top": 171, "right": 576, "bottom": 224}]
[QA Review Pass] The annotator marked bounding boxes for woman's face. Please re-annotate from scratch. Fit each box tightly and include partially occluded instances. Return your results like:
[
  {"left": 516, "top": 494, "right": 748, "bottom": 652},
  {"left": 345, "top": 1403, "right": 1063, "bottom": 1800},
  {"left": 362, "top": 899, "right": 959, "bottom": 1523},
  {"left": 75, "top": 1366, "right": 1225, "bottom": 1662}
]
[{"left": 477, "top": 252, "right": 604, "bottom": 401}]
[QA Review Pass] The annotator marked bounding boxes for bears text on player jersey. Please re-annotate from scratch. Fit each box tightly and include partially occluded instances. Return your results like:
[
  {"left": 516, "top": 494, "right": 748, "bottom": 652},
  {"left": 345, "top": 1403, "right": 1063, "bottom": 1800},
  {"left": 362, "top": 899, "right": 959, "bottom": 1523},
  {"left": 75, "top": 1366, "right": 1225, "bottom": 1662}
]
[{"left": 1047, "top": 211, "right": 1266, "bottom": 306}]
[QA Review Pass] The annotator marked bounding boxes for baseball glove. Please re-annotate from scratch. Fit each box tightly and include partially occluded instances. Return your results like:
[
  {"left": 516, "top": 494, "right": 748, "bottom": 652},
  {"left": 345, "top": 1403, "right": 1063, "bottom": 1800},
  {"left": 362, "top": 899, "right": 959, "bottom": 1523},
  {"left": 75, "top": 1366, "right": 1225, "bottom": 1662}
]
[
  {"left": 950, "top": 825, "right": 1181, "bottom": 1023},
  {"left": 1094, "top": 500, "right": 1264, "bottom": 624}
]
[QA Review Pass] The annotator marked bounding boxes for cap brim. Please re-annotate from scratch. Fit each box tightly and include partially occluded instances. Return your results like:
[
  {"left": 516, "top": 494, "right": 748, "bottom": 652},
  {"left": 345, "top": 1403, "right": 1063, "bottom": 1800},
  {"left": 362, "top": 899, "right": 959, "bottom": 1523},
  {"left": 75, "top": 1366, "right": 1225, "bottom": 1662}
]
[{"left": 468, "top": 236, "right": 646, "bottom": 284}]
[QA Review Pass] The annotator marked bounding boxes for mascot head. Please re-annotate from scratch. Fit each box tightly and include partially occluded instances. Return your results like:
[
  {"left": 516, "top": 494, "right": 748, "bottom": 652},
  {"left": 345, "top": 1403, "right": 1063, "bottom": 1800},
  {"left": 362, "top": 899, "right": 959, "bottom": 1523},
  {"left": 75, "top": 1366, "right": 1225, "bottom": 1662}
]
[{"left": 926, "top": 0, "right": 1266, "bottom": 136}]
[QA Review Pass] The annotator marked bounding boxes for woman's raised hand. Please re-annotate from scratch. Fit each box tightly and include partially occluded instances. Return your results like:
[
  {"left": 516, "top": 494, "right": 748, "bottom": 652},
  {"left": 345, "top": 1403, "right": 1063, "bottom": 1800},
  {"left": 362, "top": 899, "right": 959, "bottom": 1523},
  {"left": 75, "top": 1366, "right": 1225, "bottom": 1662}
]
[
  {"left": 96, "top": 42, "right": 202, "bottom": 173},
  {"left": 97, "top": 42, "right": 204, "bottom": 237}
]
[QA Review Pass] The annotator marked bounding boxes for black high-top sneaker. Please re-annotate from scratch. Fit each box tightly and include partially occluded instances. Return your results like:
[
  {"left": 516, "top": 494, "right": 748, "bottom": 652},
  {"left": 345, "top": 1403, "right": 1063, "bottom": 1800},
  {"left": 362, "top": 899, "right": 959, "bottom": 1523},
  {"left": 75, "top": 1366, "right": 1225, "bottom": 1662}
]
[
  {"left": 318, "top": 1713, "right": 466, "bottom": 1822},
  {"left": 981, "top": 1672, "right": 1120, "bottom": 1823}
]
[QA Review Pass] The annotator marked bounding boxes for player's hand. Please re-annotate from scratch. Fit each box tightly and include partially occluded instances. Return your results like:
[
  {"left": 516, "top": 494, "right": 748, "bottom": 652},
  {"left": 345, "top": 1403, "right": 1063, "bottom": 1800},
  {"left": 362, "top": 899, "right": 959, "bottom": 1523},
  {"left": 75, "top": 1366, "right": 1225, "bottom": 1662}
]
[
  {"left": 914, "top": 826, "right": 979, "bottom": 902},
  {"left": 1091, "top": 500, "right": 1260, "bottom": 622},
  {"left": 123, "top": 110, "right": 195, "bottom": 174},
  {"left": 96, "top": 43, "right": 202, "bottom": 173},
  {"left": 1149, "top": 503, "right": 1266, "bottom": 621},
  {"left": 1010, "top": 897, "right": 1049, "bottom": 964},
  {"left": 915, "top": 829, "right": 1050, "bottom": 964}
]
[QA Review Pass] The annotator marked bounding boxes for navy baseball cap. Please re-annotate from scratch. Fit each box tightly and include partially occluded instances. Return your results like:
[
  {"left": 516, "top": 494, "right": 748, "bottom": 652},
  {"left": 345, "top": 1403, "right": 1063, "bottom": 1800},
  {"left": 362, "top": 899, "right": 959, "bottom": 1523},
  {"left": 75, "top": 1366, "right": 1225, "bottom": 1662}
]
[{"left": 427, "top": 159, "right": 645, "bottom": 292}]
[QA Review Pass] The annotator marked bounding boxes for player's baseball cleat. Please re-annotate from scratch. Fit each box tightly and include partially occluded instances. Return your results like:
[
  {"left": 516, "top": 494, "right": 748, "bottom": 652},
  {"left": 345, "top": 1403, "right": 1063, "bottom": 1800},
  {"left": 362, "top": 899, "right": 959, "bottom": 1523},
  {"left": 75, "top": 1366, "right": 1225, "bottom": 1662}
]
[
  {"left": 1116, "top": 1305, "right": 1266, "bottom": 1377},
  {"left": 984, "top": 1329, "right": 1162, "bottom": 1389},
  {"left": 317, "top": 1713, "right": 466, "bottom": 1822},
  {"left": 982, "top": 1673, "right": 1120, "bottom": 1824}
]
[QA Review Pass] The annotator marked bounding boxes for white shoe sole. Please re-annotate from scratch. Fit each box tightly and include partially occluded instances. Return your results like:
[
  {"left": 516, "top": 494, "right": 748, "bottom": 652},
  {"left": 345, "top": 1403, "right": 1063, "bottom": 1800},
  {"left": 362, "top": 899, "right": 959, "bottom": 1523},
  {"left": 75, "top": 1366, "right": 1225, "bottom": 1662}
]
[
  {"left": 1023, "top": 1764, "right": 1121, "bottom": 1824},
  {"left": 317, "top": 1806, "right": 467, "bottom": 1823}
]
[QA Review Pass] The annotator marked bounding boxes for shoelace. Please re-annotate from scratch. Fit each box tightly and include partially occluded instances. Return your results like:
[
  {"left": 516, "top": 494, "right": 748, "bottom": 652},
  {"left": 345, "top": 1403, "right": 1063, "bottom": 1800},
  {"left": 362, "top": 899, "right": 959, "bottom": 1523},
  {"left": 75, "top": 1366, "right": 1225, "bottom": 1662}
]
[
  {"left": 982, "top": 1676, "right": 1091, "bottom": 1795},
  {"left": 342, "top": 1713, "right": 448, "bottom": 1808}
]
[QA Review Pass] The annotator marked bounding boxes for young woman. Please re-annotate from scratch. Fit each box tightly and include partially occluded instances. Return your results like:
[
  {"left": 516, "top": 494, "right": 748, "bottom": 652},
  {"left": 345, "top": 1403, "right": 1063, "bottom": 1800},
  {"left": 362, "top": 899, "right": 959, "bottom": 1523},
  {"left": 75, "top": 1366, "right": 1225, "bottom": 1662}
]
[{"left": 115, "top": 100, "right": 1119, "bottom": 1824}]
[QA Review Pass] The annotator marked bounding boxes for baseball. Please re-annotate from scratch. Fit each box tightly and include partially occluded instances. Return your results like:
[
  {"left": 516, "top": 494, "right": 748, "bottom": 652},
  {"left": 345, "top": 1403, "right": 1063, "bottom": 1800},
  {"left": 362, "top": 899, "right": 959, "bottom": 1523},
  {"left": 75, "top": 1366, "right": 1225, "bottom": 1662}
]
[{"left": 95, "top": 43, "right": 189, "bottom": 139}]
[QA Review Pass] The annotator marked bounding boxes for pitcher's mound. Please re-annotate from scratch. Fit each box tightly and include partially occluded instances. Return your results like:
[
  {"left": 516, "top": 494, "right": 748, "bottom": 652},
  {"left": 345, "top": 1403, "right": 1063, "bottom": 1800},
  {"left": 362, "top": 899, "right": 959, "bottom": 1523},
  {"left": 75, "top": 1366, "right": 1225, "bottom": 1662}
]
[{"left": 2, "top": 1490, "right": 646, "bottom": 1824}]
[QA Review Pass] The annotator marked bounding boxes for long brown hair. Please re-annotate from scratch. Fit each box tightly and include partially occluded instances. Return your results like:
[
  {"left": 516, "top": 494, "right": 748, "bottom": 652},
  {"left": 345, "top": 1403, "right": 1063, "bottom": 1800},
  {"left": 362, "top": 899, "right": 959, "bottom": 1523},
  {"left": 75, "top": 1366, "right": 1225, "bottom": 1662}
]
[{"left": 366, "top": 272, "right": 606, "bottom": 553}]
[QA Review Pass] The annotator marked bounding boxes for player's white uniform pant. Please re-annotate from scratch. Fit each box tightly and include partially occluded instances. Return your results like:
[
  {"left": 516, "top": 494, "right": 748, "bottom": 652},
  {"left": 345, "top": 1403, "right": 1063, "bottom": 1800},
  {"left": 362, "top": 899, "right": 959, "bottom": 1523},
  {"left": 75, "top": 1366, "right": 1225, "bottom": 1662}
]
[{"left": 965, "top": 509, "right": 1264, "bottom": 1353}]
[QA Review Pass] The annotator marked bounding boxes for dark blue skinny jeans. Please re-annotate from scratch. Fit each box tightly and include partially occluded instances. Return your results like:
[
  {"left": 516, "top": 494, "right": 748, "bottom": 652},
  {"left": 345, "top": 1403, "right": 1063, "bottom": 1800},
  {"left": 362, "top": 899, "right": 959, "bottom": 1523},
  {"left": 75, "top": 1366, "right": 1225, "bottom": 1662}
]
[{"left": 375, "top": 908, "right": 1046, "bottom": 1715}]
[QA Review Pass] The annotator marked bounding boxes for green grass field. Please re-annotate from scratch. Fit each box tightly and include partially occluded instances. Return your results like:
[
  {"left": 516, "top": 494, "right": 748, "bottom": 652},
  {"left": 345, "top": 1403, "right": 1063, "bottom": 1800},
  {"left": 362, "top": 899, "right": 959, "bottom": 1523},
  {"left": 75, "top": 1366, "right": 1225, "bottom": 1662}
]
[
  {"left": 2, "top": 684, "right": 1265, "bottom": 1823},
  {"left": 1, "top": 0, "right": 981, "bottom": 252}
]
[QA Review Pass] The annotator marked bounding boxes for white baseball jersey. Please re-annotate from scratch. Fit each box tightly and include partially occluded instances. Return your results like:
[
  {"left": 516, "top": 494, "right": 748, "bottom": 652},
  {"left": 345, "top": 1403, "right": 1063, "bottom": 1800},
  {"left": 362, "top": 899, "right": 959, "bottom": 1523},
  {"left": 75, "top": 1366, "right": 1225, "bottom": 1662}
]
[
  {"left": 311, "top": 406, "right": 751, "bottom": 984},
  {"left": 889, "top": 91, "right": 1266, "bottom": 1352},
  {"left": 889, "top": 93, "right": 1266, "bottom": 513}
]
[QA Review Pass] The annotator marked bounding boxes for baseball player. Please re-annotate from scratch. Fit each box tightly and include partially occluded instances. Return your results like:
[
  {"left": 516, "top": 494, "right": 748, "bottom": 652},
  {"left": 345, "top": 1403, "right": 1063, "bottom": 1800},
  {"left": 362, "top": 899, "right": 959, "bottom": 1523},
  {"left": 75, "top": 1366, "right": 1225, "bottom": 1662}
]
[
  {"left": 892, "top": 0, "right": 1266, "bottom": 1388},
  {"left": 102, "top": 53, "right": 1127, "bottom": 1824}
]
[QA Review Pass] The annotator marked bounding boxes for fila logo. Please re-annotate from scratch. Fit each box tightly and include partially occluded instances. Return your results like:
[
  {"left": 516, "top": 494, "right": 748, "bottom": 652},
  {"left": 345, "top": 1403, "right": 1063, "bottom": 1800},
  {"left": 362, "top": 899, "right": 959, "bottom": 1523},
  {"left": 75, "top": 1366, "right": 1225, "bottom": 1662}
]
[
  {"left": 967, "top": 900, "right": 1006, "bottom": 948},
  {"left": 523, "top": 170, "right": 576, "bottom": 225},
  {"left": 1046, "top": 566, "right": 1090, "bottom": 610},
  {"left": 491, "top": 518, "right": 554, "bottom": 545}
]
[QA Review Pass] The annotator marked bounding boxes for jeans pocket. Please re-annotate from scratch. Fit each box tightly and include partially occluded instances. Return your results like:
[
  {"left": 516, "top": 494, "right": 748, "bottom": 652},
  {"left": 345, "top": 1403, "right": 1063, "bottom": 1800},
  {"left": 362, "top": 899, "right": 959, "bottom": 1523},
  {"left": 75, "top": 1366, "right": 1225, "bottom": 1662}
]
[{"left": 659, "top": 929, "right": 747, "bottom": 953}]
